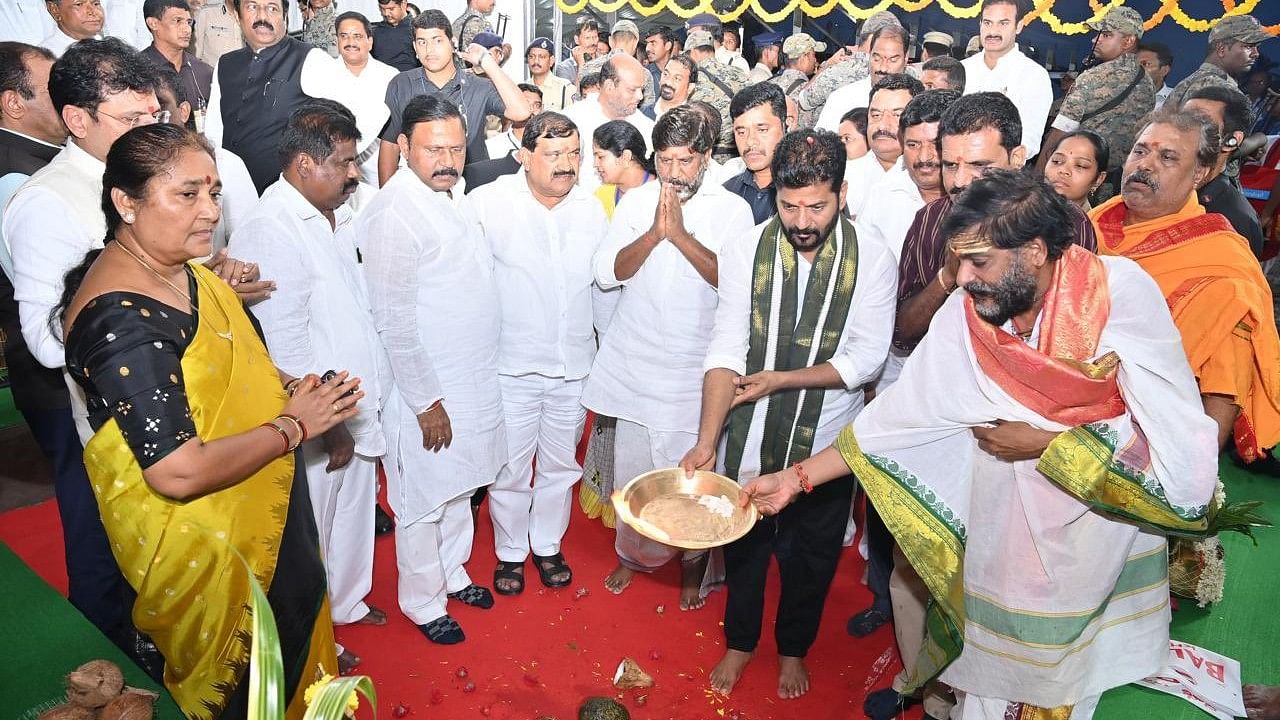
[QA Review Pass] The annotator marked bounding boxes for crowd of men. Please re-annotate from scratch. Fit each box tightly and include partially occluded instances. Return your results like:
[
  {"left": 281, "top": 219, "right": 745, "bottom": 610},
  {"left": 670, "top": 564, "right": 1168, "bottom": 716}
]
[{"left": 2, "top": 0, "right": 1280, "bottom": 718}]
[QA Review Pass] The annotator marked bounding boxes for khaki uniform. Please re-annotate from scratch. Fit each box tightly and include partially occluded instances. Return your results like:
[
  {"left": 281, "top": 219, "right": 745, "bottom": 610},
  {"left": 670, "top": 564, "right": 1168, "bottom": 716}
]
[
  {"left": 690, "top": 57, "right": 748, "bottom": 159},
  {"left": 1052, "top": 53, "right": 1155, "bottom": 165},
  {"left": 451, "top": 8, "right": 492, "bottom": 50},
  {"left": 193, "top": 0, "right": 243, "bottom": 67},
  {"left": 534, "top": 73, "right": 574, "bottom": 112}
]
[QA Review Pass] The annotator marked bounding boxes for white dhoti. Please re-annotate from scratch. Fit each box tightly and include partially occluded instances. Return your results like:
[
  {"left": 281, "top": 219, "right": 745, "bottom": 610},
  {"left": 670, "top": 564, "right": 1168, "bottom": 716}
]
[
  {"left": 612, "top": 419, "right": 701, "bottom": 569},
  {"left": 489, "top": 374, "right": 587, "bottom": 562},
  {"left": 952, "top": 692, "right": 1100, "bottom": 720},
  {"left": 302, "top": 442, "right": 378, "bottom": 624}
]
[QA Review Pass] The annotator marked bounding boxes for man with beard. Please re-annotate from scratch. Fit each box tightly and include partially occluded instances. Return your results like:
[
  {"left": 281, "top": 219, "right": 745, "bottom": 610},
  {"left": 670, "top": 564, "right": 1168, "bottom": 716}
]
[
  {"left": 140, "top": 0, "right": 213, "bottom": 130},
  {"left": 553, "top": 16, "right": 600, "bottom": 86},
  {"left": 961, "top": 0, "right": 1052, "bottom": 157},
  {"left": 1164, "top": 15, "right": 1270, "bottom": 111},
  {"left": 466, "top": 112, "right": 608, "bottom": 597},
  {"left": 879, "top": 94, "right": 1098, "bottom": 720},
  {"left": 370, "top": 0, "right": 416, "bottom": 71},
  {"left": 301, "top": 11, "right": 399, "bottom": 186},
  {"left": 739, "top": 169, "right": 1218, "bottom": 720},
  {"left": 563, "top": 54, "right": 653, "bottom": 192},
  {"left": 794, "top": 10, "right": 900, "bottom": 128},
  {"left": 204, "top": 0, "right": 329, "bottom": 193},
  {"left": 723, "top": 82, "right": 787, "bottom": 223},
  {"left": 679, "top": 129, "right": 897, "bottom": 700},
  {"left": 526, "top": 37, "right": 572, "bottom": 111},
  {"left": 580, "top": 20, "right": 657, "bottom": 108},
  {"left": 841, "top": 72, "right": 921, "bottom": 220},
  {"left": 645, "top": 53, "right": 694, "bottom": 122},
  {"left": 377, "top": 10, "right": 530, "bottom": 184},
  {"left": 228, "top": 99, "right": 390, "bottom": 666},
  {"left": 584, "top": 105, "right": 754, "bottom": 610},
  {"left": 359, "top": 96, "right": 505, "bottom": 645},
  {"left": 816, "top": 25, "right": 909, "bottom": 133},
  {"left": 1093, "top": 109, "right": 1280, "bottom": 461}
]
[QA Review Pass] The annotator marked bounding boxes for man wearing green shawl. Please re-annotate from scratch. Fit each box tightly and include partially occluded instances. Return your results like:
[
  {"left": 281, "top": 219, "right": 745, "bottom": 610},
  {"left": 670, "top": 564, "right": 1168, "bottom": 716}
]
[{"left": 679, "top": 128, "right": 898, "bottom": 700}]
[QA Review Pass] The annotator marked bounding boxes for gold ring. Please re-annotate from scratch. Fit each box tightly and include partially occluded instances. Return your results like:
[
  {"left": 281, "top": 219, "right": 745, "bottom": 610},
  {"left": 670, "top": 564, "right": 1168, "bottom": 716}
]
[{"left": 333, "top": 402, "right": 341, "bottom": 412}]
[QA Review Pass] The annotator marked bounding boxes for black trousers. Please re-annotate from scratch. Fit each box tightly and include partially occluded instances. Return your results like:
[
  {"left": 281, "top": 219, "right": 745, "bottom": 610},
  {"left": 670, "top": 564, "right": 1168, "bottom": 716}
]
[
  {"left": 26, "top": 405, "right": 130, "bottom": 642},
  {"left": 723, "top": 473, "right": 855, "bottom": 657},
  {"left": 864, "top": 496, "right": 895, "bottom": 613}
]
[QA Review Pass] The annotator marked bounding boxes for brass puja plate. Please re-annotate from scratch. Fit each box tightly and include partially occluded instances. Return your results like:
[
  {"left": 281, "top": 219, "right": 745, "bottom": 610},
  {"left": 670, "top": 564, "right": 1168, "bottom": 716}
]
[{"left": 612, "top": 468, "right": 759, "bottom": 550}]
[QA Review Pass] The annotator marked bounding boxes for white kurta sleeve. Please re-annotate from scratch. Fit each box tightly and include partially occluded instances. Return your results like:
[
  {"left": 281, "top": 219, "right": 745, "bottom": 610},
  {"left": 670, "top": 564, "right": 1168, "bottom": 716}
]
[
  {"left": 827, "top": 232, "right": 897, "bottom": 389},
  {"left": 361, "top": 207, "right": 445, "bottom": 415},
  {"left": 703, "top": 230, "right": 754, "bottom": 376},
  {"left": 204, "top": 62, "right": 223, "bottom": 148},
  {"left": 227, "top": 217, "right": 317, "bottom": 377},
  {"left": 5, "top": 187, "right": 93, "bottom": 369},
  {"left": 1020, "top": 66, "right": 1054, "bottom": 155},
  {"left": 594, "top": 192, "right": 645, "bottom": 289}
]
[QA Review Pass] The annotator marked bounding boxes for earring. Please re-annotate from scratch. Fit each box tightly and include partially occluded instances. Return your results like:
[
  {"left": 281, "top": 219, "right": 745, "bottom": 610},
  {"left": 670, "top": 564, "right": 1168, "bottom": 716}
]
[{"left": 124, "top": 213, "right": 135, "bottom": 224}]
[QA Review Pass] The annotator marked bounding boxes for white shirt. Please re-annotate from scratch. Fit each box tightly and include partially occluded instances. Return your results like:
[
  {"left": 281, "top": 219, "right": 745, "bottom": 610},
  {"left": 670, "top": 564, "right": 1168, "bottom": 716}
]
[
  {"left": 41, "top": 28, "right": 85, "bottom": 56},
  {"left": 844, "top": 151, "right": 895, "bottom": 220},
  {"left": 2, "top": 0, "right": 56, "bottom": 44},
  {"left": 815, "top": 77, "right": 871, "bottom": 133},
  {"left": 204, "top": 47, "right": 330, "bottom": 148},
  {"left": 300, "top": 53, "right": 399, "bottom": 185},
  {"left": 0, "top": 129, "right": 62, "bottom": 283},
  {"left": 466, "top": 170, "right": 608, "bottom": 379},
  {"left": 854, "top": 159, "right": 922, "bottom": 262},
  {"left": 211, "top": 147, "right": 259, "bottom": 253},
  {"left": 1154, "top": 83, "right": 1174, "bottom": 110},
  {"left": 582, "top": 180, "right": 755, "bottom": 433},
  {"left": 962, "top": 46, "right": 1052, "bottom": 155},
  {"left": 485, "top": 130, "right": 520, "bottom": 161},
  {"left": 102, "top": 0, "right": 149, "bottom": 50},
  {"left": 704, "top": 218, "right": 897, "bottom": 478},
  {"left": 3, "top": 140, "right": 105, "bottom": 369},
  {"left": 227, "top": 177, "right": 388, "bottom": 454},
  {"left": 716, "top": 46, "right": 749, "bottom": 73},
  {"left": 562, "top": 98, "right": 654, "bottom": 193}
]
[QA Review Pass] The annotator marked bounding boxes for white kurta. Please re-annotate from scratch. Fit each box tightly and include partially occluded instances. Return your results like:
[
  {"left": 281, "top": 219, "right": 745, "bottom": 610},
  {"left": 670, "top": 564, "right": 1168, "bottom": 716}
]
[
  {"left": 962, "top": 46, "right": 1052, "bottom": 155},
  {"left": 102, "top": 0, "right": 149, "bottom": 50},
  {"left": 211, "top": 147, "right": 259, "bottom": 253},
  {"left": 705, "top": 219, "right": 898, "bottom": 481},
  {"left": 815, "top": 77, "right": 871, "bottom": 133},
  {"left": 561, "top": 99, "right": 655, "bottom": 193},
  {"left": 847, "top": 256, "right": 1218, "bottom": 714},
  {"left": 358, "top": 169, "right": 506, "bottom": 524},
  {"left": 2, "top": 0, "right": 55, "bottom": 45},
  {"left": 583, "top": 180, "right": 755, "bottom": 433},
  {"left": 856, "top": 160, "right": 924, "bottom": 263},
  {"left": 300, "top": 54, "right": 399, "bottom": 185},
  {"left": 843, "top": 152, "right": 896, "bottom": 221}
]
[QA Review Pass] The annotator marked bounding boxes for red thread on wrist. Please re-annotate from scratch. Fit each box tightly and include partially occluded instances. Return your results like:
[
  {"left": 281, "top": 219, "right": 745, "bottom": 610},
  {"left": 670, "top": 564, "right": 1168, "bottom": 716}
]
[{"left": 793, "top": 462, "right": 813, "bottom": 494}]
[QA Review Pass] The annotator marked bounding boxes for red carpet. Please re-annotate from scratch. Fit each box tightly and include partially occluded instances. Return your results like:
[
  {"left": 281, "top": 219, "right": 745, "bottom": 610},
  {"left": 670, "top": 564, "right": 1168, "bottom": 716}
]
[{"left": 1, "top": 495, "right": 921, "bottom": 720}]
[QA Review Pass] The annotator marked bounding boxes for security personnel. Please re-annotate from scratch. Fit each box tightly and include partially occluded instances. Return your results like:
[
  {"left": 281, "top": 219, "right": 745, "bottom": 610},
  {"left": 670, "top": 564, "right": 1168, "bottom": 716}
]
[
  {"left": 747, "top": 31, "right": 783, "bottom": 84},
  {"left": 685, "top": 29, "right": 748, "bottom": 161}
]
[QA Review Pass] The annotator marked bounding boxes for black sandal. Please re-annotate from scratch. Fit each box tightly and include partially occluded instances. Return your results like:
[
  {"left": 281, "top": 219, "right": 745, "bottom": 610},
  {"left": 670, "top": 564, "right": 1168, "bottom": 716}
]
[
  {"left": 493, "top": 560, "right": 525, "bottom": 596},
  {"left": 532, "top": 552, "right": 572, "bottom": 588},
  {"left": 448, "top": 584, "right": 495, "bottom": 609}
]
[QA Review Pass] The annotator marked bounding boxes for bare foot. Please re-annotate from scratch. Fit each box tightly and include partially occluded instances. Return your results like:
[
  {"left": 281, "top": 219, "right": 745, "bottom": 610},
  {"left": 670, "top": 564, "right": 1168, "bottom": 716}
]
[
  {"left": 355, "top": 606, "right": 387, "bottom": 625},
  {"left": 777, "top": 655, "right": 810, "bottom": 699},
  {"left": 337, "top": 648, "right": 361, "bottom": 674},
  {"left": 605, "top": 564, "right": 634, "bottom": 594},
  {"left": 1246, "top": 684, "right": 1280, "bottom": 719},
  {"left": 709, "top": 649, "right": 753, "bottom": 695},
  {"left": 680, "top": 554, "right": 709, "bottom": 610}
]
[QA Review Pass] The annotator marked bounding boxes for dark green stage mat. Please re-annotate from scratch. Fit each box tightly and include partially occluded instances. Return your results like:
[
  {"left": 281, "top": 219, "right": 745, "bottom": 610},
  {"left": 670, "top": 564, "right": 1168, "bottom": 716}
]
[
  {"left": 0, "top": 541, "right": 183, "bottom": 720},
  {"left": 1097, "top": 456, "right": 1278, "bottom": 718}
]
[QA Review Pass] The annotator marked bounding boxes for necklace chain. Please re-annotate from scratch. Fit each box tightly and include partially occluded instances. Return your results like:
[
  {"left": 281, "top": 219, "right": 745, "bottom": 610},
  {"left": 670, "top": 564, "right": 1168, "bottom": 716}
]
[{"left": 113, "top": 240, "right": 192, "bottom": 308}]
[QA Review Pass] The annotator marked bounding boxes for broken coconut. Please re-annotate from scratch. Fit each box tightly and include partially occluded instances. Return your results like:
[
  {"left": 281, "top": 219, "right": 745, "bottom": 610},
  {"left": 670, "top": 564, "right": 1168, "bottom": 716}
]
[
  {"left": 66, "top": 660, "right": 126, "bottom": 708},
  {"left": 100, "top": 688, "right": 159, "bottom": 720},
  {"left": 37, "top": 705, "right": 95, "bottom": 720},
  {"left": 611, "top": 658, "right": 653, "bottom": 690}
]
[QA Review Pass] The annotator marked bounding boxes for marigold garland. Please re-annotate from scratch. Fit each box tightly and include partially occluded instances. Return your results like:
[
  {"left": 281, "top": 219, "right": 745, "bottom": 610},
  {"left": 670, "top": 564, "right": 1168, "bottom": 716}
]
[{"left": 552, "top": 0, "right": 1280, "bottom": 37}]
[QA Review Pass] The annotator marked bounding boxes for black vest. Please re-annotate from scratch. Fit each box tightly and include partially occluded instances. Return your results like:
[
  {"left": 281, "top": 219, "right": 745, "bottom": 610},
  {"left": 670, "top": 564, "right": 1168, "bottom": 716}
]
[
  {"left": 0, "top": 130, "right": 68, "bottom": 412},
  {"left": 217, "top": 37, "right": 311, "bottom": 193}
]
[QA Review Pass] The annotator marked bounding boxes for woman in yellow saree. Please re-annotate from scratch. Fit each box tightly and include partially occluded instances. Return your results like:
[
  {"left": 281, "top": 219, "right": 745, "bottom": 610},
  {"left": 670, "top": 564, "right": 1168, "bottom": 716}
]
[{"left": 57, "top": 124, "right": 363, "bottom": 719}]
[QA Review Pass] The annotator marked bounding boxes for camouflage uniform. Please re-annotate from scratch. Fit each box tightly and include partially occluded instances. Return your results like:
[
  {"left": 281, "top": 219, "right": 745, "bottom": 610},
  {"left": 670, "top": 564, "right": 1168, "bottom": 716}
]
[
  {"left": 582, "top": 50, "right": 657, "bottom": 107},
  {"left": 451, "top": 8, "right": 492, "bottom": 50},
  {"left": 794, "top": 52, "right": 869, "bottom": 127},
  {"left": 1163, "top": 62, "right": 1236, "bottom": 111},
  {"left": 302, "top": 2, "right": 338, "bottom": 57},
  {"left": 1052, "top": 53, "right": 1155, "bottom": 167},
  {"left": 690, "top": 57, "right": 748, "bottom": 160},
  {"left": 769, "top": 68, "right": 809, "bottom": 97}
]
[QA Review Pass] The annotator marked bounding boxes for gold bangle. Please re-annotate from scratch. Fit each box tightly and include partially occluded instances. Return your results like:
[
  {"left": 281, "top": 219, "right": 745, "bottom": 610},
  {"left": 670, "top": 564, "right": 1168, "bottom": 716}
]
[
  {"left": 285, "top": 378, "right": 302, "bottom": 397},
  {"left": 275, "top": 414, "right": 304, "bottom": 451}
]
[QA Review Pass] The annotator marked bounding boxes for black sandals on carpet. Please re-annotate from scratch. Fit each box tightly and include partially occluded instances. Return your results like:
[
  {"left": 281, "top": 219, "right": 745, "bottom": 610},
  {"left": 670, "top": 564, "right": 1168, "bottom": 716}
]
[
  {"left": 863, "top": 687, "right": 919, "bottom": 720},
  {"left": 417, "top": 615, "right": 465, "bottom": 645},
  {"left": 846, "top": 606, "right": 892, "bottom": 637},
  {"left": 493, "top": 560, "right": 525, "bottom": 595},
  {"left": 448, "top": 584, "right": 495, "bottom": 609},
  {"left": 532, "top": 552, "right": 572, "bottom": 588}
]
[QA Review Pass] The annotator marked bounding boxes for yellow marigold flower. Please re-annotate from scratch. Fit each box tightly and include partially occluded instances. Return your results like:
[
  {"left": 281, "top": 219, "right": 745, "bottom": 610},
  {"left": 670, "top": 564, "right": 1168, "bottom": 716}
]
[{"left": 303, "top": 673, "right": 360, "bottom": 716}]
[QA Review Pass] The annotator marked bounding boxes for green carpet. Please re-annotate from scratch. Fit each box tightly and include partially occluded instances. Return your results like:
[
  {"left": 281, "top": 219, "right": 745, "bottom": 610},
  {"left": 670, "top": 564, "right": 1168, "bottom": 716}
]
[
  {"left": 0, "top": 386, "right": 21, "bottom": 429},
  {"left": 0, "top": 541, "right": 184, "bottom": 719},
  {"left": 1097, "top": 455, "right": 1279, "bottom": 718}
]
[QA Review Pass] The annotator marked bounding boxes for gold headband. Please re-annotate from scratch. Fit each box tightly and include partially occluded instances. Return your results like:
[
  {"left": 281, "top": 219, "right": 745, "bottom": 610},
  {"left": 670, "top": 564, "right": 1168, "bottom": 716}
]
[{"left": 948, "top": 229, "right": 994, "bottom": 256}]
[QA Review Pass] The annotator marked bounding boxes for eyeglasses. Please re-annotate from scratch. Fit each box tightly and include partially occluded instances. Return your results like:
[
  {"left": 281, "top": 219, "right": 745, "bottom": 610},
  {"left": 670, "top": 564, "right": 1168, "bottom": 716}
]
[{"left": 97, "top": 109, "right": 171, "bottom": 128}]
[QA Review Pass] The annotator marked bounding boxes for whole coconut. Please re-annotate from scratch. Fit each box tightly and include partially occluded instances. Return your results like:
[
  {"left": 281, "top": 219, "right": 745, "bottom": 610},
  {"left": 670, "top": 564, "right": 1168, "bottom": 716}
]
[
  {"left": 37, "top": 704, "right": 95, "bottom": 720},
  {"left": 577, "top": 696, "right": 630, "bottom": 720},
  {"left": 65, "top": 659, "right": 125, "bottom": 708},
  {"left": 100, "top": 690, "right": 156, "bottom": 720}
]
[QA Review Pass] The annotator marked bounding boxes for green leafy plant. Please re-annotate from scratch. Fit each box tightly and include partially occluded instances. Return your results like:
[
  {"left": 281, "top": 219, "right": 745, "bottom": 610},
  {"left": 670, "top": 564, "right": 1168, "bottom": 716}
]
[{"left": 1205, "top": 499, "right": 1273, "bottom": 545}]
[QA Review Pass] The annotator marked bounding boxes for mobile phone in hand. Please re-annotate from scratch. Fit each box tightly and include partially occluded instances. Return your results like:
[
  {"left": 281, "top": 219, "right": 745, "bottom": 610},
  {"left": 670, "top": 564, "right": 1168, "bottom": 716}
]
[{"left": 320, "top": 370, "right": 358, "bottom": 399}]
